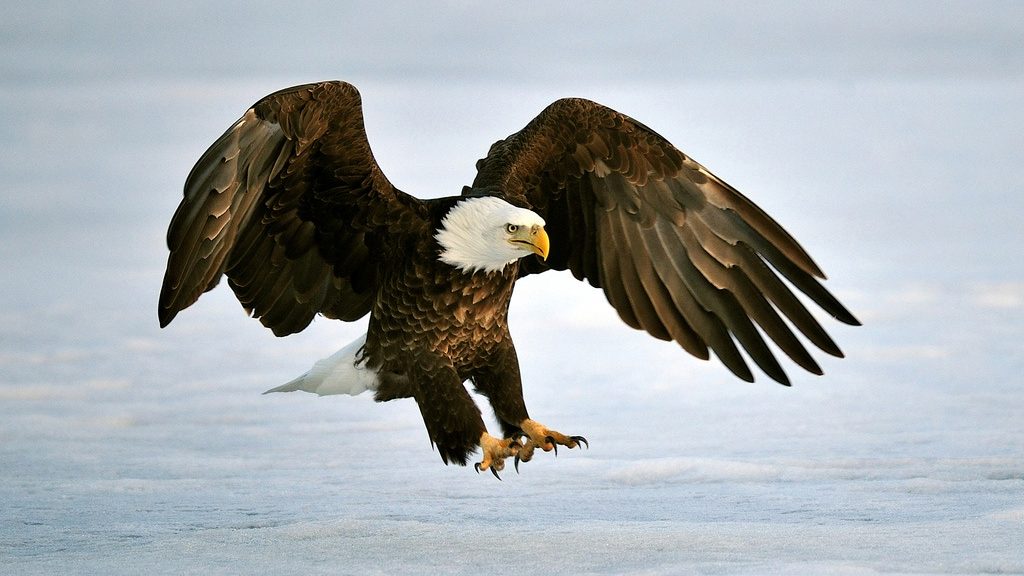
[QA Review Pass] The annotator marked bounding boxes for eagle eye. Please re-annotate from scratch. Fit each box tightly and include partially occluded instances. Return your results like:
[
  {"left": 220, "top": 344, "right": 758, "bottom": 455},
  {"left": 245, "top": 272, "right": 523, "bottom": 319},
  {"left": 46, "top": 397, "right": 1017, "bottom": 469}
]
[{"left": 505, "top": 224, "right": 519, "bottom": 234}]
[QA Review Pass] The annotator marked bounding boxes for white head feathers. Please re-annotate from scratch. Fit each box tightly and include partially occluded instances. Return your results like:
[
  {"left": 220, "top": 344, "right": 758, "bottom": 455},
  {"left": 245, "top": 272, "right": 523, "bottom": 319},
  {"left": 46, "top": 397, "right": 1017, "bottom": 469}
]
[{"left": 435, "top": 197, "right": 547, "bottom": 274}]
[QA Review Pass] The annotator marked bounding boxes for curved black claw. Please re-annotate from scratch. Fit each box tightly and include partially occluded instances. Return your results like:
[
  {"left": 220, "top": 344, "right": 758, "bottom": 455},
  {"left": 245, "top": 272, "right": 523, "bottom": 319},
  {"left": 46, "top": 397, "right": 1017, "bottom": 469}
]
[
  {"left": 514, "top": 455, "right": 521, "bottom": 473},
  {"left": 475, "top": 462, "right": 502, "bottom": 480},
  {"left": 546, "top": 435, "right": 557, "bottom": 456},
  {"left": 571, "top": 435, "right": 589, "bottom": 449}
]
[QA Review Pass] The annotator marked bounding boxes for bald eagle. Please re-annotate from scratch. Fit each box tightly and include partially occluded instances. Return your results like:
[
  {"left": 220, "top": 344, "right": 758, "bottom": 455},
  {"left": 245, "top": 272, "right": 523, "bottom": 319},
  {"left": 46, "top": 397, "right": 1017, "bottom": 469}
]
[{"left": 159, "top": 81, "right": 859, "bottom": 477}]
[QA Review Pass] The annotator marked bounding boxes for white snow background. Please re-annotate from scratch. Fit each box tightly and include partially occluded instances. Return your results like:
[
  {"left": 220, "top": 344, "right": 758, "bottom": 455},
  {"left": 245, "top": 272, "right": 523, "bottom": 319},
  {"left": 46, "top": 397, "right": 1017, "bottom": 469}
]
[{"left": 2, "top": 2, "right": 1022, "bottom": 574}]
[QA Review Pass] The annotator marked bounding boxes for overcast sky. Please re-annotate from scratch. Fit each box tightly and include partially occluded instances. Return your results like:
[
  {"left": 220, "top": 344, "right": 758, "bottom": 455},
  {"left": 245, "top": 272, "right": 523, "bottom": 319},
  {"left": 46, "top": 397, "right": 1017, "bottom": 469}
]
[{"left": 3, "top": 1, "right": 1022, "bottom": 83}]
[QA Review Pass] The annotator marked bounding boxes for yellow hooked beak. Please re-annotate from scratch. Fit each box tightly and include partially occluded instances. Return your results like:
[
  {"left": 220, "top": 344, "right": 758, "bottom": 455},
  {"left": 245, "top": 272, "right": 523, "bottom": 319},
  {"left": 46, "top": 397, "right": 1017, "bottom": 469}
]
[{"left": 510, "top": 225, "right": 549, "bottom": 261}]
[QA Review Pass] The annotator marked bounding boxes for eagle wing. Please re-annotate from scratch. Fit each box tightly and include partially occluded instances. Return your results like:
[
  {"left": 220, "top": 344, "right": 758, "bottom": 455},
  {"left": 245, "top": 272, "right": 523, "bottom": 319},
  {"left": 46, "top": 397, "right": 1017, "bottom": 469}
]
[
  {"left": 472, "top": 98, "right": 860, "bottom": 385},
  {"left": 159, "top": 81, "right": 424, "bottom": 335}
]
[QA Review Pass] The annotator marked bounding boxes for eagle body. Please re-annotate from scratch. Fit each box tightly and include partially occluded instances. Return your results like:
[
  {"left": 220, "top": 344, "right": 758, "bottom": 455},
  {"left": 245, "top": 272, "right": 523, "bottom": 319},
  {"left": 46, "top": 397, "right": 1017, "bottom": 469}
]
[
  {"left": 159, "top": 81, "right": 859, "bottom": 474},
  {"left": 360, "top": 220, "right": 526, "bottom": 465},
  {"left": 273, "top": 193, "right": 538, "bottom": 465},
  {"left": 269, "top": 243, "right": 524, "bottom": 466}
]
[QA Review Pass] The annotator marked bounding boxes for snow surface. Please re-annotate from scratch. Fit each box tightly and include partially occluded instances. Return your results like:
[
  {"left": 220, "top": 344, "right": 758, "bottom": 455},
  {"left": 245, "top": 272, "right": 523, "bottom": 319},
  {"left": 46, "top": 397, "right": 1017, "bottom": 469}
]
[{"left": 2, "top": 1, "right": 1023, "bottom": 574}]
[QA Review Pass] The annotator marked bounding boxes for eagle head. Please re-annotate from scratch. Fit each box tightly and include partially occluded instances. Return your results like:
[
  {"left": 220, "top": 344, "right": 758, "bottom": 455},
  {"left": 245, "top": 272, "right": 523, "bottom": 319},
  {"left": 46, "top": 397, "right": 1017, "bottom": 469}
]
[{"left": 435, "top": 196, "right": 549, "bottom": 274}]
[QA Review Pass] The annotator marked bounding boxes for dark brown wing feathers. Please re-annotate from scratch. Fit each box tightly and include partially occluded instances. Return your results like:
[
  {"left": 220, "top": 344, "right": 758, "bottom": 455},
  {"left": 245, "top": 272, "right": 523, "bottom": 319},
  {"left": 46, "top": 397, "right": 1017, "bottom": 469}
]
[
  {"left": 161, "top": 83, "right": 856, "bottom": 385},
  {"left": 159, "top": 81, "right": 421, "bottom": 335},
  {"left": 473, "top": 98, "right": 859, "bottom": 384}
]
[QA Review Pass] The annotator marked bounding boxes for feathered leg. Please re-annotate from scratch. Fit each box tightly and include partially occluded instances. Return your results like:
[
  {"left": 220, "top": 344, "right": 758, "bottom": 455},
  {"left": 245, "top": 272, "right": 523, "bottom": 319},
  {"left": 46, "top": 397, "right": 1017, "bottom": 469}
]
[
  {"left": 470, "top": 343, "right": 587, "bottom": 472},
  {"left": 409, "top": 361, "right": 488, "bottom": 467}
]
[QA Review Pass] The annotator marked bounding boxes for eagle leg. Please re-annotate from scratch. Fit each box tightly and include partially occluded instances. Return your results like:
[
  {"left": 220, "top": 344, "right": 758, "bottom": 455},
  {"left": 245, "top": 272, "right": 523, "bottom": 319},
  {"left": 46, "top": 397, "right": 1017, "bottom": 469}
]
[
  {"left": 514, "top": 418, "right": 588, "bottom": 470},
  {"left": 475, "top": 432, "right": 521, "bottom": 479}
]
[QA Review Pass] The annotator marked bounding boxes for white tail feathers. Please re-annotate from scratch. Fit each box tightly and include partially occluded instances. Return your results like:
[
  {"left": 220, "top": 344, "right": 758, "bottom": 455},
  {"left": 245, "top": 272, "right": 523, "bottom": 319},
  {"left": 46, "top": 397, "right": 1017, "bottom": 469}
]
[{"left": 263, "top": 333, "right": 379, "bottom": 396}]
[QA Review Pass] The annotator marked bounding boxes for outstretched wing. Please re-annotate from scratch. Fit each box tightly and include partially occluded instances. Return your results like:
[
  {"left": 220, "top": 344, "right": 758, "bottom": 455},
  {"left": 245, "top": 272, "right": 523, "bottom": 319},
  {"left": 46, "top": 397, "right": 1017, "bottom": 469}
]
[
  {"left": 473, "top": 98, "right": 860, "bottom": 385},
  {"left": 159, "top": 81, "right": 425, "bottom": 335}
]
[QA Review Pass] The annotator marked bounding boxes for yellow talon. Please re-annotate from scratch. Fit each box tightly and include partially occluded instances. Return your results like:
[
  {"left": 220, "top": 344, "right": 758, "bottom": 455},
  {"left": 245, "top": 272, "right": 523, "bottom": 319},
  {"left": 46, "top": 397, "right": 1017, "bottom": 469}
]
[
  {"left": 519, "top": 418, "right": 588, "bottom": 453},
  {"left": 476, "top": 432, "right": 519, "bottom": 479}
]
